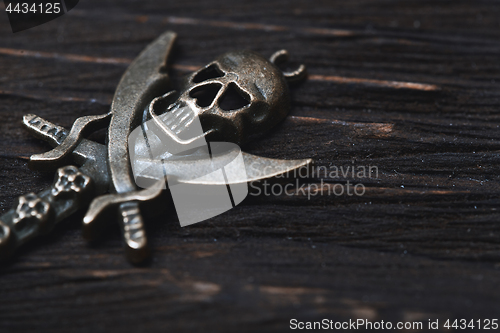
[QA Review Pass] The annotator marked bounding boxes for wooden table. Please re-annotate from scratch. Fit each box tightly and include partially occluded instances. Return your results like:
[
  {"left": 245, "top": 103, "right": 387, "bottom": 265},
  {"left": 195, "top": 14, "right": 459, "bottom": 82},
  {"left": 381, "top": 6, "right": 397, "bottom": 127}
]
[{"left": 1, "top": 1, "right": 499, "bottom": 331}]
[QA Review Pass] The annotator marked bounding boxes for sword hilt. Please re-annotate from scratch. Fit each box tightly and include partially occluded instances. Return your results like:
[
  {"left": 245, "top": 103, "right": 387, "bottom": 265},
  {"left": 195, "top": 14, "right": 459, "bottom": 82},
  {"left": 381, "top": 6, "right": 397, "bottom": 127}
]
[
  {"left": 0, "top": 165, "right": 95, "bottom": 260},
  {"left": 23, "top": 114, "right": 68, "bottom": 147},
  {"left": 82, "top": 181, "right": 164, "bottom": 264},
  {"left": 118, "top": 202, "right": 150, "bottom": 263}
]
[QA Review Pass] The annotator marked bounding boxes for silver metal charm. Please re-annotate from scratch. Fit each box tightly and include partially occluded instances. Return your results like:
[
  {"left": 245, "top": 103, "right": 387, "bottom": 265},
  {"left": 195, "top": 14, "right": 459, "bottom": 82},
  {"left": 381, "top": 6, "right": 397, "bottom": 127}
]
[{"left": 0, "top": 31, "right": 311, "bottom": 263}]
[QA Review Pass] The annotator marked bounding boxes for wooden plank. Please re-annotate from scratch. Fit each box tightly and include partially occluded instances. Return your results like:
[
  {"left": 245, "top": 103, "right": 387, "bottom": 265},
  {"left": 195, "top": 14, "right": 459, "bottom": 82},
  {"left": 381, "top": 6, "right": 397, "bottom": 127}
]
[{"left": 1, "top": 0, "right": 499, "bottom": 331}]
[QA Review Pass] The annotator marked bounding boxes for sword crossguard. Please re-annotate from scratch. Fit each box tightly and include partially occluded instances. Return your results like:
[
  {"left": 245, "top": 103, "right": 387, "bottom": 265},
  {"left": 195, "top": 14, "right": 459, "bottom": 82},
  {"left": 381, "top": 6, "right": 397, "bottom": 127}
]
[
  {"left": 27, "top": 113, "right": 112, "bottom": 171},
  {"left": 83, "top": 181, "right": 164, "bottom": 264}
]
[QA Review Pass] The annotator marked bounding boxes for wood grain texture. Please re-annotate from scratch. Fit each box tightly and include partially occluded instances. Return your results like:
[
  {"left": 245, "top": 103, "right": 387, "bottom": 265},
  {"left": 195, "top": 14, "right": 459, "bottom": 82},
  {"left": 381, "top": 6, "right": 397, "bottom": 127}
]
[{"left": 1, "top": 1, "right": 499, "bottom": 332}]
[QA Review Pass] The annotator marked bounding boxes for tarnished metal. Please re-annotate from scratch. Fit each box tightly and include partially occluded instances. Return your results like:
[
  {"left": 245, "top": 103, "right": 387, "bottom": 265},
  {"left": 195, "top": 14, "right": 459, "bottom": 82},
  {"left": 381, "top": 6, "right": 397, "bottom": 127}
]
[
  {"left": 177, "top": 49, "right": 296, "bottom": 144},
  {"left": 0, "top": 114, "right": 110, "bottom": 259},
  {"left": 0, "top": 31, "right": 311, "bottom": 263},
  {"left": 88, "top": 31, "right": 178, "bottom": 263}
]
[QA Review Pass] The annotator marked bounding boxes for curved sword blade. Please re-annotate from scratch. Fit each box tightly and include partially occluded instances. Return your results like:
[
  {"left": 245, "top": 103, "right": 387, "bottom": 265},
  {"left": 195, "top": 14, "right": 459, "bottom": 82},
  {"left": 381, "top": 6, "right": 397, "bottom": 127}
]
[
  {"left": 108, "top": 31, "right": 177, "bottom": 194},
  {"left": 89, "top": 31, "right": 177, "bottom": 263},
  {"left": 133, "top": 152, "right": 313, "bottom": 186}
]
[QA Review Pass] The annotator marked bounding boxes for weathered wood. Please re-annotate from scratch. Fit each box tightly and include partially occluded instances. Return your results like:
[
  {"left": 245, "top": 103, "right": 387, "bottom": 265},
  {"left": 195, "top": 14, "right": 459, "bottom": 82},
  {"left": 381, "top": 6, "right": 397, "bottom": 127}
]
[{"left": 1, "top": 0, "right": 500, "bottom": 331}]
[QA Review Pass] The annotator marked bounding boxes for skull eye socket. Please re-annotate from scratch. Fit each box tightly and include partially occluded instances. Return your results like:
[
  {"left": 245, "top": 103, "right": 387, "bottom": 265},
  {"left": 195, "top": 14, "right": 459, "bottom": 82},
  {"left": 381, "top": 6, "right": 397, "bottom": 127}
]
[
  {"left": 189, "top": 83, "right": 221, "bottom": 108},
  {"left": 219, "top": 83, "right": 251, "bottom": 111},
  {"left": 192, "top": 64, "right": 224, "bottom": 83}
]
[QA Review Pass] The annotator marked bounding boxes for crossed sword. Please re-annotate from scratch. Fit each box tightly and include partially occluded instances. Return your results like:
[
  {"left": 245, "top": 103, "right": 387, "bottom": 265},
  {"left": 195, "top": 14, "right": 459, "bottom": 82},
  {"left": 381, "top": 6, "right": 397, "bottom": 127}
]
[{"left": 0, "top": 32, "right": 311, "bottom": 263}]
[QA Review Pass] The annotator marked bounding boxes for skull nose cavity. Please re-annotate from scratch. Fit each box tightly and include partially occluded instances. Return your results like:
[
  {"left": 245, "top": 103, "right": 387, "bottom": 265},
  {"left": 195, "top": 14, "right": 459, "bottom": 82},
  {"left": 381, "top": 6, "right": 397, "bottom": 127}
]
[
  {"left": 189, "top": 83, "right": 222, "bottom": 108},
  {"left": 219, "top": 83, "right": 251, "bottom": 111},
  {"left": 192, "top": 64, "right": 224, "bottom": 83}
]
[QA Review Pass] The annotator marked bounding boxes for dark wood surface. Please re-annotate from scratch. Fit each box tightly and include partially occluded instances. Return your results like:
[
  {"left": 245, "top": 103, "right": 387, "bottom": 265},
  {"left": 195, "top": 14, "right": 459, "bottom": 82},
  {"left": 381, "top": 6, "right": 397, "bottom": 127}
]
[{"left": 1, "top": 1, "right": 500, "bottom": 332}]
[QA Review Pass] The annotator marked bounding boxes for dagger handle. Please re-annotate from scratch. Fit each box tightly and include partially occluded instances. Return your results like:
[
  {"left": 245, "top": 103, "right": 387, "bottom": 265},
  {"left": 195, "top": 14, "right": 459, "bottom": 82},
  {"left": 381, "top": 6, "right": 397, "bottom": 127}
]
[
  {"left": 83, "top": 181, "right": 164, "bottom": 264},
  {"left": 23, "top": 114, "right": 68, "bottom": 147},
  {"left": 0, "top": 165, "right": 94, "bottom": 260},
  {"left": 118, "top": 202, "right": 150, "bottom": 264}
]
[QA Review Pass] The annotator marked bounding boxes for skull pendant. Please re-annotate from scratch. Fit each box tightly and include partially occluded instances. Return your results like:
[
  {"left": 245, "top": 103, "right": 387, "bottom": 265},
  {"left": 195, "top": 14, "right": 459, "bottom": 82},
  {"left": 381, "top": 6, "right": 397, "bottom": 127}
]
[{"left": 152, "top": 49, "right": 306, "bottom": 145}]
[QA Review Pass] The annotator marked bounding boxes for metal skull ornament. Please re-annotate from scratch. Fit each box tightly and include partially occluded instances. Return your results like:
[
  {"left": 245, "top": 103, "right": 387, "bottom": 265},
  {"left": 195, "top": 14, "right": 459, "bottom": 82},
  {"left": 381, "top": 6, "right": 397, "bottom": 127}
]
[
  {"left": 0, "top": 32, "right": 315, "bottom": 264},
  {"left": 154, "top": 49, "right": 306, "bottom": 145}
]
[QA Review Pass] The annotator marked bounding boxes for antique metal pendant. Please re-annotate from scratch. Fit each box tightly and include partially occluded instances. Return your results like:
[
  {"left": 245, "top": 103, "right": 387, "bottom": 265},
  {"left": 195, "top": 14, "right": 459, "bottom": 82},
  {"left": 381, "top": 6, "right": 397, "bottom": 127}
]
[{"left": 0, "top": 32, "right": 310, "bottom": 264}]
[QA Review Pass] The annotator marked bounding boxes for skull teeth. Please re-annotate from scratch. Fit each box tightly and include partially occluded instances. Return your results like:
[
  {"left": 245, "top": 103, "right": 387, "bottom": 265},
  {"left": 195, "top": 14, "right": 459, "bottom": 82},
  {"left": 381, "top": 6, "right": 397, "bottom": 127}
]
[
  {"left": 160, "top": 105, "right": 195, "bottom": 135},
  {"left": 167, "top": 108, "right": 186, "bottom": 128},
  {"left": 163, "top": 106, "right": 185, "bottom": 126},
  {"left": 173, "top": 113, "right": 194, "bottom": 134}
]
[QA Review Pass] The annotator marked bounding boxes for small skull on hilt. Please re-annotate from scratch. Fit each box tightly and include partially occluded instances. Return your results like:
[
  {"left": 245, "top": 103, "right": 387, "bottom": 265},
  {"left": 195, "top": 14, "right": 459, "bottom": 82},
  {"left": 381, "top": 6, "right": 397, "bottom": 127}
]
[
  {"left": 52, "top": 165, "right": 92, "bottom": 199},
  {"left": 12, "top": 194, "right": 52, "bottom": 233}
]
